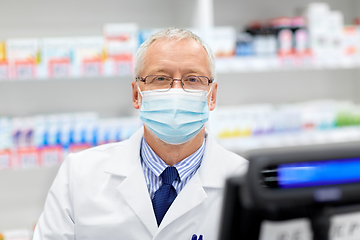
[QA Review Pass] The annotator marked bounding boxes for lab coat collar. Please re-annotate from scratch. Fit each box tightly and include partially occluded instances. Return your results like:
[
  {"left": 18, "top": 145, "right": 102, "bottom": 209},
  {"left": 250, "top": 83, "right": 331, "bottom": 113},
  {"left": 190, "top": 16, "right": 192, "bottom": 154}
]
[
  {"left": 116, "top": 161, "right": 159, "bottom": 236},
  {"left": 104, "top": 127, "right": 159, "bottom": 236},
  {"left": 103, "top": 126, "right": 230, "bottom": 237},
  {"left": 103, "top": 127, "right": 228, "bottom": 188},
  {"left": 103, "top": 127, "right": 144, "bottom": 176},
  {"left": 198, "top": 130, "right": 230, "bottom": 188},
  {"left": 155, "top": 172, "right": 207, "bottom": 235},
  {"left": 155, "top": 130, "right": 229, "bottom": 234}
]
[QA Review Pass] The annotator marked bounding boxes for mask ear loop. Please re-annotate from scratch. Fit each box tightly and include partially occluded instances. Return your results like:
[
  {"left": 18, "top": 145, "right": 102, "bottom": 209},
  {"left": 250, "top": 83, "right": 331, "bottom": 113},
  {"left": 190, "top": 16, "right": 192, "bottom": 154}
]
[
  {"left": 136, "top": 83, "right": 143, "bottom": 106},
  {"left": 206, "top": 84, "right": 213, "bottom": 97},
  {"left": 206, "top": 83, "right": 214, "bottom": 107}
]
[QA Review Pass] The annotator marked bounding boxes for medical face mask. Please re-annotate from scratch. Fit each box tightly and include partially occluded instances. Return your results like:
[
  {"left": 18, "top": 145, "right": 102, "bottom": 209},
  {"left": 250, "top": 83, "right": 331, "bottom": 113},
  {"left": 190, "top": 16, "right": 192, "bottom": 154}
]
[{"left": 139, "top": 88, "right": 210, "bottom": 145}]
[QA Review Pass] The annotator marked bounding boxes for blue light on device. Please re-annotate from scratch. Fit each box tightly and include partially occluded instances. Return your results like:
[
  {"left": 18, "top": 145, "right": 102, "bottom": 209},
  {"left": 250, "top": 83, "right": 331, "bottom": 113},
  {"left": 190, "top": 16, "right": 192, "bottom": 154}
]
[{"left": 278, "top": 157, "right": 360, "bottom": 188}]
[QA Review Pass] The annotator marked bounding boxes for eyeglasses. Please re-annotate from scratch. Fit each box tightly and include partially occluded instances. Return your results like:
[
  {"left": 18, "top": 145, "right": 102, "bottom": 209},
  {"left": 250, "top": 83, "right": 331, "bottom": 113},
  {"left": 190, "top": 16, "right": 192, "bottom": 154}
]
[{"left": 136, "top": 75, "right": 214, "bottom": 92}]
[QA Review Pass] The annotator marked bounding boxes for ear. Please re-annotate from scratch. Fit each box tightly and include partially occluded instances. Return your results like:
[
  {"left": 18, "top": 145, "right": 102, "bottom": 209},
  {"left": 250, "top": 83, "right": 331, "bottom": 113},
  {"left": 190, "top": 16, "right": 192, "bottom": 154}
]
[
  {"left": 132, "top": 81, "right": 141, "bottom": 109},
  {"left": 209, "top": 82, "right": 218, "bottom": 111}
]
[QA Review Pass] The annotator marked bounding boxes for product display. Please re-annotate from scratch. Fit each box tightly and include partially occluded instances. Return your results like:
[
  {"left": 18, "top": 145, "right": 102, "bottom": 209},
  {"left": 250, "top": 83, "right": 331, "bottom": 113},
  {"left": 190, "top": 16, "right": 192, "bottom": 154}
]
[
  {"left": 0, "top": 113, "right": 142, "bottom": 170},
  {"left": 103, "top": 23, "right": 139, "bottom": 76},
  {"left": 222, "top": 2, "right": 360, "bottom": 72},
  {"left": 37, "top": 38, "right": 74, "bottom": 78},
  {"left": 1, "top": 2, "right": 360, "bottom": 81},
  {"left": 6, "top": 38, "right": 39, "bottom": 79},
  {"left": 0, "top": 23, "right": 139, "bottom": 81},
  {"left": 209, "top": 100, "right": 360, "bottom": 152}
]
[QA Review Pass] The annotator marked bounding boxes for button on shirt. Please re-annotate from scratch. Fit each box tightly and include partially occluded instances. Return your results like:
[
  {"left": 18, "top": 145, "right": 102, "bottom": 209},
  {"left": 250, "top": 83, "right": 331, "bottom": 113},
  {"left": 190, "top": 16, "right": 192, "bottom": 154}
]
[{"left": 140, "top": 137, "right": 205, "bottom": 199}]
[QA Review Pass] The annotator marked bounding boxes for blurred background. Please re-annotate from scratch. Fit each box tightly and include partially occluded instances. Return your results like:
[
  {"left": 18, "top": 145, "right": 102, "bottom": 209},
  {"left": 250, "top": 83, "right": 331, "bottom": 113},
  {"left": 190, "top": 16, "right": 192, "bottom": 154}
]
[{"left": 1, "top": 0, "right": 360, "bottom": 238}]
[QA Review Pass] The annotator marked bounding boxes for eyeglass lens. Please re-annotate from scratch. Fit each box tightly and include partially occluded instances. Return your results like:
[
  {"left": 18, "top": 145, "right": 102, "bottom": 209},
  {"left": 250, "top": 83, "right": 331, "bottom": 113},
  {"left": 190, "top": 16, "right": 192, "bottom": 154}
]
[{"left": 144, "top": 76, "right": 209, "bottom": 91}]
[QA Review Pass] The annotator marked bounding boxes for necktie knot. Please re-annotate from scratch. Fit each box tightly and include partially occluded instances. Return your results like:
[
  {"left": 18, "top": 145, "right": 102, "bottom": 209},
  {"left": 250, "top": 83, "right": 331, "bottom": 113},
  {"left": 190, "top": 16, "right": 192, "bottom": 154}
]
[{"left": 161, "top": 166, "right": 178, "bottom": 185}]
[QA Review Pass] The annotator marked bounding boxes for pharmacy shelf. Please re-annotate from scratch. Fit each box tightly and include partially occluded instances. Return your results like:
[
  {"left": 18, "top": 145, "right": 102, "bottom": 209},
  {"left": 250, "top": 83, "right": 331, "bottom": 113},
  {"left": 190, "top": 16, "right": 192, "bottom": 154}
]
[
  {"left": 217, "top": 126, "right": 360, "bottom": 154},
  {"left": 1, "top": 55, "right": 360, "bottom": 83},
  {"left": 216, "top": 56, "right": 360, "bottom": 73},
  {"left": 0, "top": 76, "right": 137, "bottom": 118}
]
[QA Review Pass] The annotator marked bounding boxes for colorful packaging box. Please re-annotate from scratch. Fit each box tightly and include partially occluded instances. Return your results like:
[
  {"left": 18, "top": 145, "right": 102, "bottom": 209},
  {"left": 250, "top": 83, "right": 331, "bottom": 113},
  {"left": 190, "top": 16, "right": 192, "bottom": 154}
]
[
  {"left": 138, "top": 28, "right": 161, "bottom": 46},
  {"left": 39, "top": 38, "right": 75, "bottom": 79},
  {"left": 0, "top": 41, "right": 7, "bottom": 79},
  {"left": 73, "top": 37, "right": 104, "bottom": 77},
  {"left": 342, "top": 26, "right": 359, "bottom": 59},
  {"left": 103, "top": 23, "right": 139, "bottom": 76},
  {"left": 0, "top": 61, "right": 9, "bottom": 80},
  {"left": 6, "top": 38, "right": 39, "bottom": 79},
  {"left": 303, "top": 2, "right": 331, "bottom": 61},
  {"left": 208, "top": 27, "right": 237, "bottom": 58},
  {"left": 0, "top": 41, "right": 5, "bottom": 61},
  {"left": 0, "top": 117, "right": 12, "bottom": 169}
]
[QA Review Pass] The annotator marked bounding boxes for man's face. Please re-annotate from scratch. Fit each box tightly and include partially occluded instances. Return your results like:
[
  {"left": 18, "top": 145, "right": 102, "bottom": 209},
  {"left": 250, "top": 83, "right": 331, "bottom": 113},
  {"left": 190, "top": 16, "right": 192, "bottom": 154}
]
[{"left": 133, "top": 38, "right": 217, "bottom": 111}]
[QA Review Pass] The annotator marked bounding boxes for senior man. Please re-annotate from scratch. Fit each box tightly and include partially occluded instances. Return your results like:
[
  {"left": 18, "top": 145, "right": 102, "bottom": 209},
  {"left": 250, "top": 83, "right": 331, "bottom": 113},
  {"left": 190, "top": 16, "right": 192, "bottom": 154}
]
[{"left": 33, "top": 28, "right": 248, "bottom": 240}]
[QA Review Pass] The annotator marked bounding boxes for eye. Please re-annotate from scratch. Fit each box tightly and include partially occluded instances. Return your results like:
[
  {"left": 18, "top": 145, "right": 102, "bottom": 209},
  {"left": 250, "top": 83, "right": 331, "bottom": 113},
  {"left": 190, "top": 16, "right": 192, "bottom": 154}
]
[
  {"left": 155, "top": 76, "right": 167, "bottom": 82},
  {"left": 187, "top": 77, "right": 200, "bottom": 83},
  {"left": 147, "top": 75, "right": 169, "bottom": 84}
]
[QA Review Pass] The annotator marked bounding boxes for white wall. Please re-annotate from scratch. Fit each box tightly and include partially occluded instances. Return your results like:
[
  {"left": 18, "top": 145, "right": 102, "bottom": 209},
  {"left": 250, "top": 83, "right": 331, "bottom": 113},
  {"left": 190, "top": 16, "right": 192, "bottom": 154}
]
[
  {"left": 0, "top": 166, "right": 59, "bottom": 230},
  {"left": 0, "top": 77, "right": 135, "bottom": 118},
  {"left": 216, "top": 69, "right": 360, "bottom": 107},
  {"left": 214, "top": 0, "right": 358, "bottom": 27},
  {"left": 0, "top": 0, "right": 190, "bottom": 38}
]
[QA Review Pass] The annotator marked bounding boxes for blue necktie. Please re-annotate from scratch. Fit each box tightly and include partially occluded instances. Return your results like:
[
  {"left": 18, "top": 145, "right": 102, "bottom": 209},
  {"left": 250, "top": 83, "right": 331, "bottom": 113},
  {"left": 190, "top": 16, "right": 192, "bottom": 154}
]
[{"left": 152, "top": 166, "right": 179, "bottom": 226}]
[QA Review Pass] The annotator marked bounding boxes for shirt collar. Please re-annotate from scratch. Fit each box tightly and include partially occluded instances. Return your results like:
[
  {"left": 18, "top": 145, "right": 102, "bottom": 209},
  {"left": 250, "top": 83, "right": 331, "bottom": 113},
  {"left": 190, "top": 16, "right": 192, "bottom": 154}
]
[{"left": 140, "top": 137, "right": 205, "bottom": 181}]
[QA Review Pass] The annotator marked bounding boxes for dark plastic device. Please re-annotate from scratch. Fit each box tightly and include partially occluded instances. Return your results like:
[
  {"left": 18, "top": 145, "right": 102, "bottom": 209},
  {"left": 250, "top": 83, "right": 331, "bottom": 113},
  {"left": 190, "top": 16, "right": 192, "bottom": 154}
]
[{"left": 218, "top": 145, "right": 360, "bottom": 240}]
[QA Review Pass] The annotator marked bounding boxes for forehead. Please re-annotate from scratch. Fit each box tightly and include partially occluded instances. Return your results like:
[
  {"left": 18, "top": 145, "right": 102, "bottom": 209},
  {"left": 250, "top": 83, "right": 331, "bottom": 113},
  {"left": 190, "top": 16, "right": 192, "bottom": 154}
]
[{"left": 142, "top": 38, "right": 210, "bottom": 76}]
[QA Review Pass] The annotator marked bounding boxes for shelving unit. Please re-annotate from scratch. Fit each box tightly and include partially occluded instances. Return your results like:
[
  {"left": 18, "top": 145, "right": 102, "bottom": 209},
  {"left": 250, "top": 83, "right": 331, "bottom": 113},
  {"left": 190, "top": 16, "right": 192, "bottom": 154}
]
[{"left": 1, "top": 0, "right": 360, "bottom": 232}]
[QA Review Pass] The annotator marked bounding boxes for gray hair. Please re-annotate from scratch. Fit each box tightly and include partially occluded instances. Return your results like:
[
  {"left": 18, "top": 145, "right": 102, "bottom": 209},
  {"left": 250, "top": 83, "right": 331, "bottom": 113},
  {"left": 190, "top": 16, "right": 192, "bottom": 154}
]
[{"left": 134, "top": 28, "right": 215, "bottom": 79}]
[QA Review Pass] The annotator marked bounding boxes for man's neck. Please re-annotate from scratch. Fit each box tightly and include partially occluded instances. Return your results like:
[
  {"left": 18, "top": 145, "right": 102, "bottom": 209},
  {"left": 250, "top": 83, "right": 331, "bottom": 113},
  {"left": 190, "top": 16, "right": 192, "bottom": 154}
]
[{"left": 143, "top": 126, "right": 205, "bottom": 166}]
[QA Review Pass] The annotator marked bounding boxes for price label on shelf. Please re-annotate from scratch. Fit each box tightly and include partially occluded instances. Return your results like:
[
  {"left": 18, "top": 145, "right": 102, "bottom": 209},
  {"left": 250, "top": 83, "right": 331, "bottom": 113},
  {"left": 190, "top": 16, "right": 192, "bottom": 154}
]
[
  {"left": 53, "top": 64, "right": 68, "bottom": 77},
  {"left": 14, "top": 61, "right": 36, "bottom": 79},
  {"left": 0, "top": 62, "right": 8, "bottom": 80},
  {"left": 279, "top": 55, "right": 296, "bottom": 68},
  {"left": 40, "top": 146, "right": 63, "bottom": 166},
  {"left": 110, "top": 54, "right": 132, "bottom": 76},
  {"left": 0, "top": 150, "right": 11, "bottom": 169},
  {"left": 17, "top": 66, "right": 32, "bottom": 78},
  {"left": 116, "top": 61, "right": 131, "bottom": 76},
  {"left": 49, "top": 59, "right": 70, "bottom": 78},
  {"left": 83, "top": 60, "right": 101, "bottom": 76},
  {"left": 17, "top": 147, "right": 39, "bottom": 168},
  {"left": 69, "top": 143, "right": 91, "bottom": 153},
  {"left": 51, "top": 63, "right": 69, "bottom": 78}
]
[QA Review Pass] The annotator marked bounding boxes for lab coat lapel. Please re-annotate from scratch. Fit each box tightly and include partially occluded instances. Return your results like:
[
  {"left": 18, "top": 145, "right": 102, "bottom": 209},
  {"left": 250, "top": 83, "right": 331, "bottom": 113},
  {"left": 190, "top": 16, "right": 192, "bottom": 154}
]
[
  {"left": 156, "top": 131, "right": 225, "bottom": 234},
  {"left": 104, "top": 127, "right": 158, "bottom": 237},
  {"left": 116, "top": 161, "right": 158, "bottom": 236},
  {"left": 156, "top": 172, "right": 207, "bottom": 233}
]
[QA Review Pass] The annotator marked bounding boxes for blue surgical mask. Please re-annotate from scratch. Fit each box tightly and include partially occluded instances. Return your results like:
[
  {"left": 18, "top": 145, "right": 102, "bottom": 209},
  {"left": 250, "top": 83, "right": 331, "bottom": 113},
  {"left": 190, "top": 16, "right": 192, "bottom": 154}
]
[{"left": 139, "top": 88, "right": 210, "bottom": 145}]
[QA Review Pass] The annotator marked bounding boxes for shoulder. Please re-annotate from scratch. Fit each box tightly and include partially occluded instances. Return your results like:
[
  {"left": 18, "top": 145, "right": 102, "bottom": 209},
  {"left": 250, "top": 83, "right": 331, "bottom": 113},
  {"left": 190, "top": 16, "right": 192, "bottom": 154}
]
[
  {"left": 64, "top": 127, "right": 144, "bottom": 174},
  {"left": 215, "top": 142, "right": 248, "bottom": 176},
  {"left": 205, "top": 131, "right": 248, "bottom": 177}
]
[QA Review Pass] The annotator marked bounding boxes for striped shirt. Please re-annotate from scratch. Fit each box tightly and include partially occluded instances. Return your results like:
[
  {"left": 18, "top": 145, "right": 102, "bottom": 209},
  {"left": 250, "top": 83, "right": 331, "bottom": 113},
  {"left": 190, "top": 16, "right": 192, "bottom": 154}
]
[{"left": 140, "top": 137, "right": 205, "bottom": 199}]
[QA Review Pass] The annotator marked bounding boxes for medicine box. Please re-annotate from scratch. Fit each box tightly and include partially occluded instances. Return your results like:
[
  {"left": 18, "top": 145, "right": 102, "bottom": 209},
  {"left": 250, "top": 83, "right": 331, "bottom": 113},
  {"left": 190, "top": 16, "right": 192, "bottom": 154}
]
[{"left": 6, "top": 38, "right": 39, "bottom": 79}]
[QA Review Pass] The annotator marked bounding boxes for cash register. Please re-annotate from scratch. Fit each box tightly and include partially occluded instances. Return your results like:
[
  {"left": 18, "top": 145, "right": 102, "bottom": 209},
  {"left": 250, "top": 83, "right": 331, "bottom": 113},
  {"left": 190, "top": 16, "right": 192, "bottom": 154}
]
[{"left": 218, "top": 144, "right": 360, "bottom": 240}]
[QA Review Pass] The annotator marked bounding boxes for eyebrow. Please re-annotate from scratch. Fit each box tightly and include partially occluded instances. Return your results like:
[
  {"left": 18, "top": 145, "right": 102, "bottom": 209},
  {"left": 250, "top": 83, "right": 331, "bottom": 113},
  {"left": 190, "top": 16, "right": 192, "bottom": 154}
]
[
  {"left": 149, "top": 67, "right": 207, "bottom": 76},
  {"left": 149, "top": 68, "right": 170, "bottom": 74}
]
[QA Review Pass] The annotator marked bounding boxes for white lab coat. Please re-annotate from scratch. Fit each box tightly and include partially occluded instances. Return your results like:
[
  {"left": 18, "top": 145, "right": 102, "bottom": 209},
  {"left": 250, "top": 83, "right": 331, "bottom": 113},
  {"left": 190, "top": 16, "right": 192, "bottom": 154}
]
[{"left": 33, "top": 127, "right": 248, "bottom": 240}]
